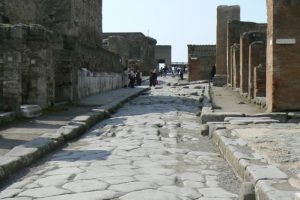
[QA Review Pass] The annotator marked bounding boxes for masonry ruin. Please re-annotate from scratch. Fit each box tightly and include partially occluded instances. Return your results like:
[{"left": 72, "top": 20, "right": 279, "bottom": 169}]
[
  {"left": 103, "top": 32, "right": 157, "bottom": 75},
  {"left": 188, "top": 45, "right": 216, "bottom": 82},
  {"left": 155, "top": 45, "right": 172, "bottom": 68},
  {"left": 215, "top": 5, "right": 240, "bottom": 86},
  {"left": 227, "top": 21, "right": 267, "bottom": 87},
  {"left": 0, "top": 0, "right": 125, "bottom": 113}
]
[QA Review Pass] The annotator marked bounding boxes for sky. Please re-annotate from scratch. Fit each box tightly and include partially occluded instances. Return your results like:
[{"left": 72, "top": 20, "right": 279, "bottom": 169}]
[{"left": 103, "top": 0, "right": 267, "bottom": 62}]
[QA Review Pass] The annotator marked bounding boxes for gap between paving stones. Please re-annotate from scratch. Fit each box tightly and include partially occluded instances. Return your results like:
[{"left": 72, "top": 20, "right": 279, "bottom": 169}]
[{"left": 0, "top": 88, "right": 150, "bottom": 184}]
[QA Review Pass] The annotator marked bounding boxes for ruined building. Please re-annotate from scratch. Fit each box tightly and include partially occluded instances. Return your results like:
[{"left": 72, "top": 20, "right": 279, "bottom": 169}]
[
  {"left": 0, "top": 0, "right": 124, "bottom": 113},
  {"left": 155, "top": 45, "right": 172, "bottom": 68},
  {"left": 188, "top": 45, "right": 216, "bottom": 82},
  {"left": 102, "top": 32, "right": 157, "bottom": 75}
]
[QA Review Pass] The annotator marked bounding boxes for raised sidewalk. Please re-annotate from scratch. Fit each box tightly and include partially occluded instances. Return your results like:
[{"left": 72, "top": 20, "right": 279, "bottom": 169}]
[
  {"left": 0, "top": 86, "right": 149, "bottom": 183},
  {"left": 201, "top": 85, "right": 300, "bottom": 200}
]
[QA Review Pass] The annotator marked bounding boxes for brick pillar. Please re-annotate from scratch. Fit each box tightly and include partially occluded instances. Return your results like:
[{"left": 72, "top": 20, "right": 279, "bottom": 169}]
[
  {"left": 254, "top": 64, "right": 266, "bottom": 98},
  {"left": 249, "top": 41, "right": 266, "bottom": 99},
  {"left": 267, "top": 0, "right": 300, "bottom": 111},
  {"left": 240, "top": 32, "right": 266, "bottom": 95},
  {"left": 215, "top": 5, "right": 240, "bottom": 86},
  {"left": 232, "top": 44, "right": 240, "bottom": 89},
  {"left": 188, "top": 58, "right": 201, "bottom": 82}
]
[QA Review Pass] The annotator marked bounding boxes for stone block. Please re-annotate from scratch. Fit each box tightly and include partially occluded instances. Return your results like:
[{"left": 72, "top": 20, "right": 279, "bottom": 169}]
[
  {"left": 0, "top": 156, "right": 22, "bottom": 178},
  {"left": 57, "top": 125, "right": 85, "bottom": 141},
  {"left": 246, "top": 112, "right": 287, "bottom": 123},
  {"left": 201, "top": 111, "right": 245, "bottom": 124},
  {"left": 20, "top": 105, "right": 42, "bottom": 118},
  {"left": 255, "top": 180, "right": 296, "bottom": 200},
  {"left": 244, "top": 165, "right": 288, "bottom": 183}
]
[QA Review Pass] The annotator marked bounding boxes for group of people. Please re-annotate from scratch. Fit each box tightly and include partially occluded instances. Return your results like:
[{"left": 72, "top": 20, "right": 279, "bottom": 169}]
[{"left": 128, "top": 68, "right": 142, "bottom": 88}]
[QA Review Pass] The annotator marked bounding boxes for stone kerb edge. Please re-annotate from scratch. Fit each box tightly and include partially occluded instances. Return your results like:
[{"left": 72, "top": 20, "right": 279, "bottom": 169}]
[
  {"left": 211, "top": 128, "right": 297, "bottom": 199},
  {"left": 0, "top": 87, "right": 150, "bottom": 183}
]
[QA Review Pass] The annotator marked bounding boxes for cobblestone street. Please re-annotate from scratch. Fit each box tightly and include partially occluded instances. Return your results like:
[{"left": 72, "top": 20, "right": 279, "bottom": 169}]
[{"left": 0, "top": 77, "right": 241, "bottom": 199}]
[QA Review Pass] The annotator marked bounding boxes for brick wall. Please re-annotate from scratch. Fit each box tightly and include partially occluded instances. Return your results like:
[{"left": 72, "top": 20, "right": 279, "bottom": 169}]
[
  {"left": 240, "top": 31, "right": 266, "bottom": 94},
  {"left": 254, "top": 64, "right": 266, "bottom": 98},
  {"left": 188, "top": 45, "right": 216, "bottom": 81},
  {"left": 227, "top": 20, "right": 267, "bottom": 85},
  {"left": 267, "top": 0, "right": 300, "bottom": 111},
  {"left": 249, "top": 41, "right": 266, "bottom": 99},
  {"left": 216, "top": 5, "right": 240, "bottom": 85}
]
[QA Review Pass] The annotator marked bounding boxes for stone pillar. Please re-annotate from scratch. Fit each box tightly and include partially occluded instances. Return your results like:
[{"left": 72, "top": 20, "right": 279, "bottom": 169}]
[
  {"left": 267, "top": 0, "right": 300, "bottom": 111},
  {"left": 254, "top": 64, "right": 266, "bottom": 98},
  {"left": 249, "top": 41, "right": 266, "bottom": 99},
  {"left": 227, "top": 20, "right": 267, "bottom": 86},
  {"left": 240, "top": 32, "right": 266, "bottom": 95},
  {"left": 232, "top": 44, "right": 240, "bottom": 89},
  {"left": 215, "top": 5, "right": 240, "bottom": 86}
]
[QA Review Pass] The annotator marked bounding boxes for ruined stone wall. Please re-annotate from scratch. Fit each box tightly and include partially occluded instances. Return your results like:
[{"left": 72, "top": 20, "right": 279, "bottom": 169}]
[
  {"left": 227, "top": 20, "right": 267, "bottom": 85},
  {"left": 155, "top": 45, "right": 172, "bottom": 66},
  {"left": 0, "top": 0, "right": 37, "bottom": 23},
  {"left": 188, "top": 45, "right": 216, "bottom": 81},
  {"left": 232, "top": 44, "right": 240, "bottom": 89},
  {"left": 0, "top": 24, "right": 54, "bottom": 111},
  {"left": 216, "top": 5, "right": 240, "bottom": 85},
  {"left": 267, "top": 0, "right": 300, "bottom": 111},
  {"left": 249, "top": 41, "right": 266, "bottom": 99},
  {"left": 240, "top": 31, "right": 266, "bottom": 94},
  {"left": 103, "top": 33, "right": 157, "bottom": 74}
]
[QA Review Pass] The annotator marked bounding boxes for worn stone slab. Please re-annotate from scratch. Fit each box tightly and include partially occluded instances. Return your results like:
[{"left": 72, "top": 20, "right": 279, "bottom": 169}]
[
  {"left": 255, "top": 180, "right": 297, "bottom": 200},
  {"left": 198, "top": 187, "right": 238, "bottom": 198},
  {"left": 18, "top": 186, "right": 70, "bottom": 198},
  {"left": 36, "top": 190, "right": 119, "bottom": 200},
  {"left": 62, "top": 180, "right": 108, "bottom": 192},
  {"left": 245, "top": 165, "right": 288, "bottom": 183},
  {"left": 20, "top": 105, "right": 42, "bottom": 118},
  {"left": 201, "top": 111, "right": 245, "bottom": 124},
  {"left": 246, "top": 112, "right": 287, "bottom": 123},
  {"left": 295, "top": 193, "right": 300, "bottom": 200},
  {"left": 57, "top": 125, "right": 85, "bottom": 140},
  {"left": 119, "top": 189, "right": 181, "bottom": 200},
  {"left": 224, "top": 117, "right": 271, "bottom": 122},
  {"left": 109, "top": 181, "right": 157, "bottom": 193},
  {"left": 158, "top": 185, "right": 202, "bottom": 199}
]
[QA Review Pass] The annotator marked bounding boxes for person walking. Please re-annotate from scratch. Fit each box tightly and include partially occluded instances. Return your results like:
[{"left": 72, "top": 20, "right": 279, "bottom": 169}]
[
  {"left": 128, "top": 68, "right": 136, "bottom": 88},
  {"left": 210, "top": 64, "right": 216, "bottom": 81}
]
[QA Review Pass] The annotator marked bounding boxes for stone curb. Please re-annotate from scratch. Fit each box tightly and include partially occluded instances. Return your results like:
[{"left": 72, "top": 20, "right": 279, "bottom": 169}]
[
  {"left": 0, "top": 87, "right": 150, "bottom": 183},
  {"left": 211, "top": 128, "right": 298, "bottom": 200},
  {"left": 0, "top": 112, "right": 15, "bottom": 126}
]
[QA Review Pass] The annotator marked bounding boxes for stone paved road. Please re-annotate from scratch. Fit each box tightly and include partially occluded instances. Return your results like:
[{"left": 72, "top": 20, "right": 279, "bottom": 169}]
[{"left": 0, "top": 77, "right": 241, "bottom": 200}]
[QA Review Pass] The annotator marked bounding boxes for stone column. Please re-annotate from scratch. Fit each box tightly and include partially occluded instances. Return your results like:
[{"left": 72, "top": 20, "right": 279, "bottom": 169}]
[
  {"left": 215, "top": 5, "right": 240, "bottom": 86},
  {"left": 232, "top": 44, "right": 240, "bottom": 89},
  {"left": 249, "top": 41, "right": 266, "bottom": 99},
  {"left": 267, "top": 0, "right": 300, "bottom": 111}
]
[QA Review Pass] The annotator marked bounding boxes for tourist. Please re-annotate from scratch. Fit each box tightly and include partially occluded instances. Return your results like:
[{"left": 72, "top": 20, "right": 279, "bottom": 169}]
[
  {"left": 135, "top": 70, "right": 142, "bottom": 86},
  {"left": 149, "top": 69, "right": 158, "bottom": 87},
  {"left": 128, "top": 68, "right": 135, "bottom": 88},
  {"left": 210, "top": 64, "right": 216, "bottom": 81}
]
